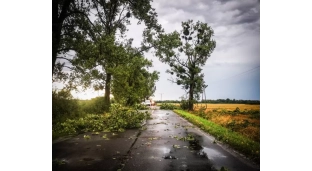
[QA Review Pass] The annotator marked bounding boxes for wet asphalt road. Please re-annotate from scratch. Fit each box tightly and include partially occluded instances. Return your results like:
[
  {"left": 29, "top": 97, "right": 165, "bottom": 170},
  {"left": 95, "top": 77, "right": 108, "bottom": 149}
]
[{"left": 53, "top": 109, "right": 260, "bottom": 171}]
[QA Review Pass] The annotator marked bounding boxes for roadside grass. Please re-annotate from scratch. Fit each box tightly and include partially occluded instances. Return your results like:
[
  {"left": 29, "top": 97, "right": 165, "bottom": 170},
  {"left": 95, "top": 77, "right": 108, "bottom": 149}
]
[
  {"left": 192, "top": 106, "right": 260, "bottom": 142},
  {"left": 174, "top": 109, "right": 260, "bottom": 164}
]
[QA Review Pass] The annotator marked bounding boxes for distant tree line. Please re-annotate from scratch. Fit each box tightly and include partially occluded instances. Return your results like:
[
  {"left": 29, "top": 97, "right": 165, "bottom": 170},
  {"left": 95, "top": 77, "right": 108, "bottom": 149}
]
[{"left": 156, "top": 98, "right": 260, "bottom": 104}]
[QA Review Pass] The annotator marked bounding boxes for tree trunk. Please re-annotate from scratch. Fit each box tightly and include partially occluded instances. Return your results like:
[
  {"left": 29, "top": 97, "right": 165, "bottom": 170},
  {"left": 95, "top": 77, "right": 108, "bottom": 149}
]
[
  {"left": 52, "top": 27, "right": 61, "bottom": 75},
  {"left": 126, "top": 76, "right": 132, "bottom": 106},
  {"left": 104, "top": 73, "right": 112, "bottom": 111},
  {"left": 189, "top": 84, "right": 194, "bottom": 111},
  {"left": 188, "top": 73, "right": 195, "bottom": 111},
  {"left": 52, "top": 0, "right": 72, "bottom": 75},
  {"left": 52, "top": 0, "right": 60, "bottom": 74}
]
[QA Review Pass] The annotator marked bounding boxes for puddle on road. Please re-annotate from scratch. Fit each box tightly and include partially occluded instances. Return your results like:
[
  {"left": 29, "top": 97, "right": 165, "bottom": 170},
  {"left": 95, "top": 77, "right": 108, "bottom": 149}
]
[
  {"left": 201, "top": 147, "right": 227, "bottom": 159},
  {"left": 188, "top": 139, "right": 208, "bottom": 158},
  {"left": 162, "top": 147, "right": 171, "bottom": 154},
  {"left": 188, "top": 136, "right": 227, "bottom": 160},
  {"left": 189, "top": 139, "right": 203, "bottom": 151},
  {"left": 152, "top": 147, "right": 171, "bottom": 154}
]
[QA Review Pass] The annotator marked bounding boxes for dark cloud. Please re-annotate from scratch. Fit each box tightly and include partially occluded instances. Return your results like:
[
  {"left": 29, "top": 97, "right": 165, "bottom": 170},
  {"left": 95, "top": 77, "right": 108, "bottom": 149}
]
[
  {"left": 229, "top": 1, "right": 260, "bottom": 25},
  {"left": 216, "top": 0, "right": 232, "bottom": 4},
  {"left": 243, "top": 19, "right": 260, "bottom": 31},
  {"left": 153, "top": 0, "right": 259, "bottom": 28}
]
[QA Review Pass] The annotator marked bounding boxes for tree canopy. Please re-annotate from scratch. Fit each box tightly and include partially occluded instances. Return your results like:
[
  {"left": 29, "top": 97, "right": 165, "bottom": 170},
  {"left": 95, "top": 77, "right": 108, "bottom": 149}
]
[{"left": 143, "top": 20, "right": 216, "bottom": 110}]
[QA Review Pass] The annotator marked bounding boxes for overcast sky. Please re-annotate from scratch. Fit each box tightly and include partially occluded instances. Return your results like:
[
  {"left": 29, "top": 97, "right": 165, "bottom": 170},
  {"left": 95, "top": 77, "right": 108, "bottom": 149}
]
[{"left": 54, "top": 0, "right": 260, "bottom": 101}]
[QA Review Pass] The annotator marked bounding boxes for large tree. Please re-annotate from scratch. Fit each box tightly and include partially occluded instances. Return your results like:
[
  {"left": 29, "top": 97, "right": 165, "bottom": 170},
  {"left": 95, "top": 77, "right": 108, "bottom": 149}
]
[
  {"left": 64, "top": 35, "right": 127, "bottom": 110},
  {"left": 112, "top": 47, "right": 159, "bottom": 106},
  {"left": 54, "top": 0, "right": 162, "bottom": 111},
  {"left": 83, "top": 0, "right": 161, "bottom": 110},
  {"left": 144, "top": 20, "right": 216, "bottom": 110},
  {"left": 52, "top": 0, "right": 161, "bottom": 74}
]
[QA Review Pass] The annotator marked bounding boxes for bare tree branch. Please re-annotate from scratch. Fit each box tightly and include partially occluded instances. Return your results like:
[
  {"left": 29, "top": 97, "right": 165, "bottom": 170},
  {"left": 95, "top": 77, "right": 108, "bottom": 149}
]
[
  {"left": 117, "top": 5, "right": 126, "bottom": 23},
  {"left": 127, "top": 0, "right": 134, "bottom": 6},
  {"left": 57, "top": 56, "right": 73, "bottom": 63},
  {"left": 106, "top": 0, "right": 118, "bottom": 34},
  {"left": 65, "top": 52, "right": 75, "bottom": 56},
  {"left": 173, "top": 55, "right": 188, "bottom": 68},
  {"left": 95, "top": 2, "right": 108, "bottom": 28},
  {"left": 134, "top": 45, "right": 155, "bottom": 56},
  {"left": 67, "top": 10, "right": 101, "bottom": 36},
  {"left": 57, "top": 48, "right": 76, "bottom": 53},
  {"left": 167, "top": 77, "right": 177, "bottom": 84},
  {"left": 114, "top": 5, "right": 127, "bottom": 29},
  {"left": 64, "top": 65, "right": 74, "bottom": 70}
]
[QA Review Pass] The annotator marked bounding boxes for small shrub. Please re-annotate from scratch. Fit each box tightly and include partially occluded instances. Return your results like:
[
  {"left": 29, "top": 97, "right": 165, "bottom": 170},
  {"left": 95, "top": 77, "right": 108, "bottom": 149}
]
[
  {"left": 79, "top": 96, "right": 108, "bottom": 114},
  {"left": 106, "top": 103, "right": 150, "bottom": 130},
  {"left": 226, "top": 120, "right": 237, "bottom": 131},
  {"left": 160, "top": 103, "right": 178, "bottom": 110},
  {"left": 180, "top": 100, "right": 189, "bottom": 110},
  {"left": 242, "top": 119, "right": 250, "bottom": 128},
  {"left": 52, "top": 89, "right": 82, "bottom": 125},
  {"left": 220, "top": 108, "right": 227, "bottom": 114},
  {"left": 197, "top": 106, "right": 207, "bottom": 118},
  {"left": 233, "top": 107, "right": 240, "bottom": 113}
]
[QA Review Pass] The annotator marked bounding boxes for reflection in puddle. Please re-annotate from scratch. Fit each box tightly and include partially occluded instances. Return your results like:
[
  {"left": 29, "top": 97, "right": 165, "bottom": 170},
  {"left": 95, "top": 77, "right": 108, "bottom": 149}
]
[
  {"left": 189, "top": 139, "right": 203, "bottom": 151},
  {"left": 152, "top": 147, "right": 171, "bottom": 154},
  {"left": 162, "top": 147, "right": 171, "bottom": 154},
  {"left": 202, "top": 147, "right": 227, "bottom": 159},
  {"left": 188, "top": 138, "right": 227, "bottom": 160}
]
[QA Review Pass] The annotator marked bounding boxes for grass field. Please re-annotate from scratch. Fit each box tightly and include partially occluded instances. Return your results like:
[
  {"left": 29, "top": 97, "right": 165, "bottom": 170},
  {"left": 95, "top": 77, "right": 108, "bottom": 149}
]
[
  {"left": 157, "top": 102, "right": 260, "bottom": 160},
  {"left": 192, "top": 104, "right": 260, "bottom": 141},
  {"left": 157, "top": 103, "right": 259, "bottom": 111},
  {"left": 193, "top": 103, "right": 260, "bottom": 111}
]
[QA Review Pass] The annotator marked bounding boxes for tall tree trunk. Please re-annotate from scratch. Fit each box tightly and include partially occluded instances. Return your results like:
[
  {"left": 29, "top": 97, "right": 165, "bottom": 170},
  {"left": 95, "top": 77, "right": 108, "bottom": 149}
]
[
  {"left": 104, "top": 73, "right": 112, "bottom": 111},
  {"left": 189, "top": 84, "right": 194, "bottom": 111},
  {"left": 52, "top": 0, "right": 72, "bottom": 75},
  {"left": 52, "top": 0, "right": 59, "bottom": 74},
  {"left": 188, "top": 73, "right": 195, "bottom": 111},
  {"left": 52, "top": 28, "right": 61, "bottom": 75}
]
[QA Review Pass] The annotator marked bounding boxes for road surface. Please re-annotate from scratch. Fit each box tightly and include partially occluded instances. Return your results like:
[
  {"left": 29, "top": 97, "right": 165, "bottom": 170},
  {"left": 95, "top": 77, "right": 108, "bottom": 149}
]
[{"left": 53, "top": 109, "right": 260, "bottom": 171}]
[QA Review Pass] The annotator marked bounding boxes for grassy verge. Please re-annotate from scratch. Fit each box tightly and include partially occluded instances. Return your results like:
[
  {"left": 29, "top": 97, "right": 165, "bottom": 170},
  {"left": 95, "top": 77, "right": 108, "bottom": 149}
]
[{"left": 174, "top": 110, "right": 260, "bottom": 164}]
